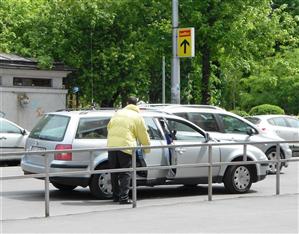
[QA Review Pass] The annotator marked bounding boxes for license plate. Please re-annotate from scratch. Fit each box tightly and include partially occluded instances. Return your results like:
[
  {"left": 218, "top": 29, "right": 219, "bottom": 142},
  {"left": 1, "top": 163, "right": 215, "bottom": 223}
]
[{"left": 30, "top": 146, "right": 46, "bottom": 151}]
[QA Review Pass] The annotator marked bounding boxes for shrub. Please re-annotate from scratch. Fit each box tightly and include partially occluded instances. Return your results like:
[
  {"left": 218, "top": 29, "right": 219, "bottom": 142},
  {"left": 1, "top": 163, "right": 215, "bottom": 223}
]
[
  {"left": 249, "top": 104, "right": 285, "bottom": 115},
  {"left": 230, "top": 109, "right": 249, "bottom": 117}
]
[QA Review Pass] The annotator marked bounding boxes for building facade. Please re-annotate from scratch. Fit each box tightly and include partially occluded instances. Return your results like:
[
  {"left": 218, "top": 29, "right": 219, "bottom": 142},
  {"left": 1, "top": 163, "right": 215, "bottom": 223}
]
[{"left": 0, "top": 53, "right": 72, "bottom": 130}]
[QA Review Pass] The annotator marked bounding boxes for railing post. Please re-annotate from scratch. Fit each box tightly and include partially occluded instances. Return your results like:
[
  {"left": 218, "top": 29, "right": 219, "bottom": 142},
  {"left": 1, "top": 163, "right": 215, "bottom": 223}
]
[
  {"left": 276, "top": 143, "right": 281, "bottom": 195},
  {"left": 44, "top": 153, "right": 50, "bottom": 217},
  {"left": 132, "top": 149, "right": 137, "bottom": 208},
  {"left": 208, "top": 145, "right": 213, "bottom": 201},
  {"left": 89, "top": 151, "right": 93, "bottom": 175},
  {"left": 243, "top": 144, "right": 247, "bottom": 161}
]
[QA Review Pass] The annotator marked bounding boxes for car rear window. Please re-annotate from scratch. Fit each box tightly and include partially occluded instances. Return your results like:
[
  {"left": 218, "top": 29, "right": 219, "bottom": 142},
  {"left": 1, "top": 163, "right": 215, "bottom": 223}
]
[
  {"left": 75, "top": 117, "right": 110, "bottom": 139},
  {"left": 29, "top": 114, "right": 70, "bottom": 141}
]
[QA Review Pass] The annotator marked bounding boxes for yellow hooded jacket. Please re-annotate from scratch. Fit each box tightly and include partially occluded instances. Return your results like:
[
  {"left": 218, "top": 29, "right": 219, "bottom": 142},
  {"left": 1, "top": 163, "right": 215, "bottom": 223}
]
[{"left": 107, "top": 104, "right": 150, "bottom": 155}]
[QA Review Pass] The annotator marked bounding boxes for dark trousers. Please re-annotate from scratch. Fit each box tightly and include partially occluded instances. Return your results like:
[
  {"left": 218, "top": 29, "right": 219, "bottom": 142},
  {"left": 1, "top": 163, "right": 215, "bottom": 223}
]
[{"left": 108, "top": 151, "right": 132, "bottom": 201}]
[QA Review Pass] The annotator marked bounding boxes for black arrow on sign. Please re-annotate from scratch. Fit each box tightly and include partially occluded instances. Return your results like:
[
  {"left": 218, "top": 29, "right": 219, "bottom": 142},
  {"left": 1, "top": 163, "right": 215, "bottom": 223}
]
[{"left": 180, "top": 39, "right": 190, "bottom": 54}]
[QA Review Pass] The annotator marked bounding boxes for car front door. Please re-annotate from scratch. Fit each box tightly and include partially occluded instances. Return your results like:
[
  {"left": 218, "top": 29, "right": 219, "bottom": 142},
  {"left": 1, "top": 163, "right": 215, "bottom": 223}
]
[
  {"left": 0, "top": 118, "right": 26, "bottom": 152},
  {"left": 164, "top": 118, "right": 220, "bottom": 179},
  {"left": 217, "top": 114, "right": 255, "bottom": 142}
]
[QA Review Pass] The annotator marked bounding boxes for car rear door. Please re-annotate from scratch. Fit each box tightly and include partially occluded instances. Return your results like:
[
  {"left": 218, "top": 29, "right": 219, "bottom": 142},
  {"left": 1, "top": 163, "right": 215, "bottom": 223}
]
[
  {"left": 163, "top": 117, "right": 220, "bottom": 179},
  {"left": 142, "top": 117, "right": 171, "bottom": 179}
]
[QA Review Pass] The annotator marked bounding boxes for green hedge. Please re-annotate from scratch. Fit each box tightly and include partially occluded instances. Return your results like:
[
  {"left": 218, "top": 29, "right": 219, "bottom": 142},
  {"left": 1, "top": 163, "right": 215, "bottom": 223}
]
[
  {"left": 249, "top": 104, "right": 285, "bottom": 115},
  {"left": 230, "top": 110, "right": 249, "bottom": 117}
]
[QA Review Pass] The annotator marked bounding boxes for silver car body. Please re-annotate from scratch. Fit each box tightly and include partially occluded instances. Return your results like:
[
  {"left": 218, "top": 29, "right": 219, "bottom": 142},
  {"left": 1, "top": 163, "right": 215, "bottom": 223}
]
[
  {"left": 0, "top": 117, "right": 29, "bottom": 161},
  {"left": 140, "top": 105, "right": 292, "bottom": 172},
  {"left": 246, "top": 115, "right": 299, "bottom": 157},
  {"left": 21, "top": 110, "right": 268, "bottom": 198}
]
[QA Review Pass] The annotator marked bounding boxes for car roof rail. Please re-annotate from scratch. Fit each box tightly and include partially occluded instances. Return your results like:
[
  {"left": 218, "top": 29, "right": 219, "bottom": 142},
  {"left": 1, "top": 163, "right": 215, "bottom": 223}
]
[
  {"left": 138, "top": 103, "right": 225, "bottom": 110},
  {"left": 56, "top": 107, "right": 119, "bottom": 112}
]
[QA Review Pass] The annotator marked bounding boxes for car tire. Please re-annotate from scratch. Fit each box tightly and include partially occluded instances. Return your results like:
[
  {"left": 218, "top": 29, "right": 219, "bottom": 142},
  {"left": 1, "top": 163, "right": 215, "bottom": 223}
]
[
  {"left": 265, "top": 148, "right": 283, "bottom": 174},
  {"left": 224, "top": 165, "right": 253, "bottom": 194},
  {"left": 89, "top": 163, "right": 113, "bottom": 199},
  {"left": 51, "top": 182, "right": 77, "bottom": 191}
]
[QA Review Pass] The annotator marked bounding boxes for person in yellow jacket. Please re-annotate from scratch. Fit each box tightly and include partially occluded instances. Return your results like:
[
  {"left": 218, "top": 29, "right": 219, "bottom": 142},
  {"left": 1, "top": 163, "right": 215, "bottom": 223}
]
[{"left": 107, "top": 96, "right": 150, "bottom": 204}]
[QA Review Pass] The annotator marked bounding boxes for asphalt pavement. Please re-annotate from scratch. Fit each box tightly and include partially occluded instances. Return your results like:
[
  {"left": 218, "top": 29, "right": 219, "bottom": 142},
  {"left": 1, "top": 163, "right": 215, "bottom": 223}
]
[
  {"left": 1, "top": 162, "right": 298, "bottom": 233},
  {"left": 1, "top": 193, "right": 298, "bottom": 233}
]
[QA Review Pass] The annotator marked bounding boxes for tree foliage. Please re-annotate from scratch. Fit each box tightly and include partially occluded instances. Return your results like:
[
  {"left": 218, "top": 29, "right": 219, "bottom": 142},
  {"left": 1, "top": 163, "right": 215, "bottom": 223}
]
[{"left": 1, "top": 0, "right": 298, "bottom": 113}]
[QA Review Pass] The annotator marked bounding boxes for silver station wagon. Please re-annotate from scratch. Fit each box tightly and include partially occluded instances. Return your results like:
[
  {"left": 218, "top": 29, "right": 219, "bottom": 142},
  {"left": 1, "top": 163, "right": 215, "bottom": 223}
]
[
  {"left": 138, "top": 104, "right": 292, "bottom": 174},
  {"left": 21, "top": 110, "right": 269, "bottom": 199}
]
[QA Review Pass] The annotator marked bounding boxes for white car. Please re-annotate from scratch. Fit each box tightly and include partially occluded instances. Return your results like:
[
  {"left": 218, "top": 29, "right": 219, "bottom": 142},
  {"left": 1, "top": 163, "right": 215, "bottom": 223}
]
[
  {"left": 139, "top": 104, "right": 292, "bottom": 173},
  {"left": 0, "top": 117, "right": 29, "bottom": 162},
  {"left": 246, "top": 115, "right": 299, "bottom": 157}
]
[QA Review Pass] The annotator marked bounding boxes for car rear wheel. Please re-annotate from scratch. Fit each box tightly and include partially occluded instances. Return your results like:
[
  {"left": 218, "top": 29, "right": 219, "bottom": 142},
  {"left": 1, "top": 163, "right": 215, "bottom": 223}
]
[
  {"left": 224, "top": 165, "right": 253, "bottom": 193},
  {"left": 51, "top": 182, "right": 77, "bottom": 191},
  {"left": 266, "top": 148, "right": 283, "bottom": 174},
  {"left": 89, "top": 163, "right": 112, "bottom": 199}
]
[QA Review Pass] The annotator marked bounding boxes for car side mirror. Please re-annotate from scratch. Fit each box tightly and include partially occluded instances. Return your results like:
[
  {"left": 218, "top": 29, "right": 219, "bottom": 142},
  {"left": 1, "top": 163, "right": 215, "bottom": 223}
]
[
  {"left": 204, "top": 132, "right": 211, "bottom": 142},
  {"left": 246, "top": 128, "right": 255, "bottom": 136},
  {"left": 21, "top": 129, "right": 27, "bottom": 135}
]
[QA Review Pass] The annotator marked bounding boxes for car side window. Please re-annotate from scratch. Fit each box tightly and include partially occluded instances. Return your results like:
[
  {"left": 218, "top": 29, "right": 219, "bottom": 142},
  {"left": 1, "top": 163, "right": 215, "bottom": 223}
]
[
  {"left": 219, "top": 114, "right": 252, "bottom": 134},
  {"left": 186, "top": 112, "right": 219, "bottom": 132},
  {"left": 0, "top": 119, "right": 21, "bottom": 134},
  {"left": 144, "top": 117, "right": 163, "bottom": 140},
  {"left": 271, "top": 117, "right": 287, "bottom": 127},
  {"left": 76, "top": 117, "right": 110, "bottom": 139},
  {"left": 165, "top": 118, "right": 205, "bottom": 141},
  {"left": 285, "top": 118, "right": 299, "bottom": 128}
]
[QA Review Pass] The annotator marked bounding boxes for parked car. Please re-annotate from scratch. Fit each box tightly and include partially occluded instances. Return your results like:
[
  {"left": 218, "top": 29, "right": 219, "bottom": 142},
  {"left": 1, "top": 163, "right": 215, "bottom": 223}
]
[
  {"left": 139, "top": 104, "right": 292, "bottom": 173},
  {"left": 0, "top": 117, "right": 29, "bottom": 162},
  {"left": 21, "top": 109, "right": 268, "bottom": 199},
  {"left": 245, "top": 115, "right": 299, "bottom": 157}
]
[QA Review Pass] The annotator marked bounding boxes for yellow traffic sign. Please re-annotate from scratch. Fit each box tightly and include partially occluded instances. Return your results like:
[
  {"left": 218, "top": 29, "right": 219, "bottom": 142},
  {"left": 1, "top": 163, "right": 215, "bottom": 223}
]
[{"left": 177, "top": 28, "right": 195, "bottom": 58}]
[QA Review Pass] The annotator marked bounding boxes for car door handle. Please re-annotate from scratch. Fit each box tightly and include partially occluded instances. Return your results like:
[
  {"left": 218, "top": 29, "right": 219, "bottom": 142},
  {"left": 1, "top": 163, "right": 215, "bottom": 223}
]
[{"left": 0, "top": 137, "right": 7, "bottom": 140}]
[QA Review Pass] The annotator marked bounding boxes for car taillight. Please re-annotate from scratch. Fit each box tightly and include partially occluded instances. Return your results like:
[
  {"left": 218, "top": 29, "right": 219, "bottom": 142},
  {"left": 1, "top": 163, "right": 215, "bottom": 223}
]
[{"left": 54, "top": 144, "right": 72, "bottom": 160}]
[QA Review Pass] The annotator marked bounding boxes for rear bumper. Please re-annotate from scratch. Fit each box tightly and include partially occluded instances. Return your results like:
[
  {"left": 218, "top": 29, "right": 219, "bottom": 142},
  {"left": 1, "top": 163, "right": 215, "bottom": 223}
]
[{"left": 21, "top": 159, "right": 90, "bottom": 187}]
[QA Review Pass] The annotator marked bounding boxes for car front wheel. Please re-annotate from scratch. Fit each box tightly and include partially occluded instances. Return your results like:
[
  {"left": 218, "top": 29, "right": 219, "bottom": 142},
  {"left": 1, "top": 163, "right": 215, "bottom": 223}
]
[
  {"left": 266, "top": 148, "right": 283, "bottom": 174},
  {"left": 224, "top": 165, "right": 253, "bottom": 193},
  {"left": 89, "top": 163, "right": 113, "bottom": 199}
]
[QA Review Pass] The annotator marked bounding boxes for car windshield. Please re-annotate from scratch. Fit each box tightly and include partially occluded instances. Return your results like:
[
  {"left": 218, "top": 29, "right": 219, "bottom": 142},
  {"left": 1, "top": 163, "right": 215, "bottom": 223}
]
[{"left": 29, "top": 114, "right": 70, "bottom": 141}]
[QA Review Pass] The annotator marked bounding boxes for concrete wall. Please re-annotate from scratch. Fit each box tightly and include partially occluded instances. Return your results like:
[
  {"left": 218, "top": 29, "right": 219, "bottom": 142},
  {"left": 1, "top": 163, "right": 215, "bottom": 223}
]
[
  {"left": 0, "top": 86, "right": 68, "bottom": 130},
  {"left": 0, "top": 68, "right": 70, "bottom": 131}
]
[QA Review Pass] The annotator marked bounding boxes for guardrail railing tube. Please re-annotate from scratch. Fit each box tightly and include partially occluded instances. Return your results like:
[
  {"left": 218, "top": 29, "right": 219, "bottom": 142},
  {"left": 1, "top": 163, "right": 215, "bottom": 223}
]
[
  {"left": 276, "top": 143, "right": 281, "bottom": 195},
  {"left": 132, "top": 149, "right": 137, "bottom": 208},
  {"left": 44, "top": 153, "right": 50, "bottom": 217},
  {"left": 208, "top": 145, "right": 213, "bottom": 201}
]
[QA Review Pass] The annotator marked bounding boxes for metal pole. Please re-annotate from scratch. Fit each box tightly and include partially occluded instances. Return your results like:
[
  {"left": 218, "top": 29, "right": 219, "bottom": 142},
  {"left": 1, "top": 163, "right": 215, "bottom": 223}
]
[
  {"left": 162, "top": 56, "right": 166, "bottom": 104},
  {"left": 243, "top": 144, "right": 247, "bottom": 161},
  {"left": 276, "top": 143, "right": 281, "bottom": 195},
  {"left": 44, "top": 153, "right": 50, "bottom": 217},
  {"left": 208, "top": 145, "right": 213, "bottom": 201},
  {"left": 171, "top": 0, "right": 180, "bottom": 104},
  {"left": 89, "top": 151, "right": 93, "bottom": 175},
  {"left": 132, "top": 150, "right": 137, "bottom": 208}
]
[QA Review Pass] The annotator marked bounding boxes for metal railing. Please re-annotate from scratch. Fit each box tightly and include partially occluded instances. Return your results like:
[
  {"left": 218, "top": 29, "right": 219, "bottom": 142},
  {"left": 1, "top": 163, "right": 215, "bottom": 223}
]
[{"left": 1, "top": 140, "right": 299, "bottom": 217}]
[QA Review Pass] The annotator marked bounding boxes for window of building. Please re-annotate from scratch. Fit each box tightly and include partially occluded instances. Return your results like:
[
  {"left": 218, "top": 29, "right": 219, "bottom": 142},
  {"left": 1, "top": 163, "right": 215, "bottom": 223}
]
[{"left": 13, "top": 77, "right": 52, "bottom": 87}]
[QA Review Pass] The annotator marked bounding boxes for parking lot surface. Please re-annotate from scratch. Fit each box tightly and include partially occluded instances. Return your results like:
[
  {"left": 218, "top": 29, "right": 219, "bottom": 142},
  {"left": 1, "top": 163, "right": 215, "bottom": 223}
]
[{"left": 1, "top": 162, "right": 298, "bottom": 233}]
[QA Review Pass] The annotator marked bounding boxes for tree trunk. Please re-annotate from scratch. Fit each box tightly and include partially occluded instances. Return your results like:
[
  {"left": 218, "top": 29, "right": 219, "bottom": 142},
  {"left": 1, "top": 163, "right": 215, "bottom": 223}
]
[{"left": 201, "top": 43, "right": 211, "bottom": 104}]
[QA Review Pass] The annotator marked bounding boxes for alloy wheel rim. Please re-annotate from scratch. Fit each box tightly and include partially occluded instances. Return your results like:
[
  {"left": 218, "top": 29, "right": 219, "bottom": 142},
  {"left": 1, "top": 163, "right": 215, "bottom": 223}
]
[
  {"left": 98, "top": 173, "right": 112, "bottom": 195},
  {"left": 233, "top": 166, "right": 250, "bottom": 190},
  {"left": 267, "top": 151, "right": 278, "bottom": 173}
]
